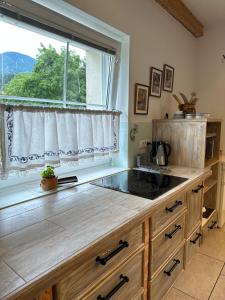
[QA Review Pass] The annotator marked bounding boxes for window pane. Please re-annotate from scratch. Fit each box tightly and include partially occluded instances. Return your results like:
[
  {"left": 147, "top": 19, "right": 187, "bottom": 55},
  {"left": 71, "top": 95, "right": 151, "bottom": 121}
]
[
  {"left": 67, "top": 43, "right": 86, "bottom": 104},
  {"left": 86, "top": 50, "right": 113, "bottom": 107},
  {"left": 67, "top": 43, "right": 114, "bottom": 107},
  {"left": 0, "top": 19, "right": 65, "bottom": 103},
  {"left": 0, "top": 18, "right": 116, "bottom": 108}
]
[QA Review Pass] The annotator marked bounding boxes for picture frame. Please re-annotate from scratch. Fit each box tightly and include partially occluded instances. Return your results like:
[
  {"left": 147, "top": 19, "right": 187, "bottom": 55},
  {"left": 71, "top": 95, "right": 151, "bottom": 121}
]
[
  {"left": 150, "top": 67, "right": 163, "bottom": 97},
  {"left": 163, "top": 64, "right": 174, "bottom": 92},
  {"left": 134, "top": 83, "right": 149, "bottom": 115}
]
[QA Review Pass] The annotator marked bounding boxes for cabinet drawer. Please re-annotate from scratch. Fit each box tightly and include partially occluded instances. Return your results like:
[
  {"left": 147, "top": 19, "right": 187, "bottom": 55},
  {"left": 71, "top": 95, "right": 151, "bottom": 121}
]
[
  {"left": 150, "top": 213, "right": 185, "bottom": 276},
  {"left": 81, "top": 251, "right": 143, "bottom": 300},
  {"left": 202, "top": 210, "right": 218, "bottom": 240},
  {"left": 149, "top": 246, "right": 184, "bottom": 300},
  {"left": 57, "top": 224, "right": 143, "bottom": 300},
  {"left": 186, "top": 224, "right": 201, "bottom": 265},
  {"left": 133, "top": 295, "right": 143, "bottom": 300},
  {"left": 151, "top": 193, "right": 186, "bottom": 237},
  {"left": 186, "top": 182, "right": 203, "bottom": 237}
]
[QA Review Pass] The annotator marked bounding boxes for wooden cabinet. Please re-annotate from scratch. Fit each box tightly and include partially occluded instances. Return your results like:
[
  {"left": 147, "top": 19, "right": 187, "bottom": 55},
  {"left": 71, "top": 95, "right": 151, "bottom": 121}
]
[
  {"left": 149, "top": 194, "right": 188, "bottom": 299},
  {"left": 29, "top": 177, "right": 207, "bottom": 300},
  {"left": 186, "top": 182, "right": 203, "bottom": 236},
  {"left": 151, "top": 192, "right": 186, "bottom": 237},
  {"left": 202, "top": 210, "right": 218, "bottom": 240},
  {"left": 150, "top": 212, "right": 185, "bottom": 275},
  {"left": 149, "top": 246, "right": 184, "bottom": 300},
  {"left": 80, "top": 251, "right": 144, "bottom": 300},
  {"left": 36, "top": 288, "right": 53, "bottom": 300},
  {"left": 152, "top": 119, "right": 221, "bottom": 240},
  {"left": 152, "top": 119, "right": 221, "bottom": 169},
  {"left": 57, "top": 224, "right": 144, "bottom": 300},
  {"left": 202, "top": 162, "right": 219, "bottom": 235},
  {"left": 148, "top": 178, "right": 204, "bottom": 299},
  {"left": 185, "top": 224, "right": 202, "bottom": 265}
]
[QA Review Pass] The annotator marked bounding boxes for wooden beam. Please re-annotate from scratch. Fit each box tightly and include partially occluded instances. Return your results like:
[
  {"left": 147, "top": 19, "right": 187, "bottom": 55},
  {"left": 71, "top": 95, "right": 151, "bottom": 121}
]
[{"left": 155, "top": 0, "right": 204, "bottom": 37}]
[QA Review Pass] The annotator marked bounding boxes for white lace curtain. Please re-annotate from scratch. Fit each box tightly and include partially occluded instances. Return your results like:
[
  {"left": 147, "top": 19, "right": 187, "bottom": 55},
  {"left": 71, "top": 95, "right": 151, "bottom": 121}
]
[{"left": 0, "top": 104, "right": 120, "bottom": 178}]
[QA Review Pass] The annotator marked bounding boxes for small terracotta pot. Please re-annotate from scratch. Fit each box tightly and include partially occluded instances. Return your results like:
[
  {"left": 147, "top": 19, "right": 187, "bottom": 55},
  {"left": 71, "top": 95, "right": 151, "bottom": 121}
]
[{"left": 41, "top": 177, "right": 58, "bottom": 191}]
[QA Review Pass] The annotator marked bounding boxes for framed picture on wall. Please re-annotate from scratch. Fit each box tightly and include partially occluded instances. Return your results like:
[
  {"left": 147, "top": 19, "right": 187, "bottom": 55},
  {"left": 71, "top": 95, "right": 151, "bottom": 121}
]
[
  {"left": 134, "top": 83, "right": 149, "bottom": 115},
  {"left": 149, "top": 67, "right": 163, "bottom": 97},
  {"left": 163, "top": 64, "right": 174, "bottom": 92}
]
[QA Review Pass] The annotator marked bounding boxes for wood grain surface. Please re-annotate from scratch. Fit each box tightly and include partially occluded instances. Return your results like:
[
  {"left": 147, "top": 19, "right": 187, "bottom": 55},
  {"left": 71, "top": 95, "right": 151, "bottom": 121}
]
[
  {"left": 153, "top": 120, "right": 207, "bottom": 168},
  {"left": 155, "top": 0, "right": 203, "bottom": 37}
]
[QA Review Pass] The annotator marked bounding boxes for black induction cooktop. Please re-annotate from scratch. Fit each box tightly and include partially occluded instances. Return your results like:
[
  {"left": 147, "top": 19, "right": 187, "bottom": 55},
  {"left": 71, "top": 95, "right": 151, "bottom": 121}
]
[{"left": 91, "top": 170, "right": 188, "bottom": 200}]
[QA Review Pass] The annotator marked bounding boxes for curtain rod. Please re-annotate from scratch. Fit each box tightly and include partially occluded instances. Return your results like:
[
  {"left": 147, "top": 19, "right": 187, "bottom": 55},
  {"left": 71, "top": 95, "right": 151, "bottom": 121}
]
[
  {"left": 0, "top": 4, "right": 116, "bottom": 55},
  {"left": 0, "top": 103, "right": 122, "bottom": 115}
]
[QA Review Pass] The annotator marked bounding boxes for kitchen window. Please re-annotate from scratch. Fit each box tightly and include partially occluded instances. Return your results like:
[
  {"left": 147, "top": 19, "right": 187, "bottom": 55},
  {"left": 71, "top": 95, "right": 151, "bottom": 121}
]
[
  {"left": 0, "top": 1, "right": 123, "bottom": 187},
  {"left": 0, "top": 14, "right": 117, "bottom": 109}
]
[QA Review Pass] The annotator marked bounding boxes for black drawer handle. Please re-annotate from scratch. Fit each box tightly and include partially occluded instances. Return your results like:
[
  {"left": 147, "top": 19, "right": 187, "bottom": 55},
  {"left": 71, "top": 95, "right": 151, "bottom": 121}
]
[
  {"left": 190, "top": 233, "right": 202, "bottom": 244},
  {"left": 165, "top": 224, "right": 182, "bottom": 239},
  {"left": 164, "top": 259, "right": 180, "bottom": 277},
  {"left": 96, "top": 240, "right": 129, "bottom": 266},
  {"left": 192, "top": 184, "right": 204, "bottom": 193},
  {"left": 97, "top": 274, "right": 129, "bottom": 300},
  {"left": 208, "top": 221, "right": 217, "bottom": 229},
  {"left": 165, "top": 200, "right": 183, "bottom": 213}
]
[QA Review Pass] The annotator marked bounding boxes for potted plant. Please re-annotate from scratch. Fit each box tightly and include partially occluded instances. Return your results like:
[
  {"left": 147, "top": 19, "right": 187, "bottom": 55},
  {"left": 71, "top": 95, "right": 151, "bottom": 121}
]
[{"left": 40, "top": 165, "right": 58, "bottom": 191}]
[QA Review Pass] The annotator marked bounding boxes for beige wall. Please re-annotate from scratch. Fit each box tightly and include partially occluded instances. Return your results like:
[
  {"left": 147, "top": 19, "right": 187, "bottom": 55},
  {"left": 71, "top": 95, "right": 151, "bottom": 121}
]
[
  {"left": 196, "top": 24, "right": 225, "bottom": 151},
  {"left": 66, "top": 0, "right": 197, "bottom": 165}
]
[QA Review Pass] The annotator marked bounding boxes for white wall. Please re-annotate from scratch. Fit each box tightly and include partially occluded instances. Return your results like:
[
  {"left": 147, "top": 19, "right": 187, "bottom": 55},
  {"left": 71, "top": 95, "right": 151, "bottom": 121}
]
[
  {"left": 196, "top": 24, "right": 225, "bottom": 151},
  {"left": 66, "top": 0, "right": 197, "bottom": 122}
]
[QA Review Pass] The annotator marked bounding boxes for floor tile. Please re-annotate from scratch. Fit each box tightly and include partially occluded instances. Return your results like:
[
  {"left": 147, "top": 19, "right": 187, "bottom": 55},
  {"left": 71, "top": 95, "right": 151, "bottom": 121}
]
[
  {"left": 221, "top": 264, "right": 225, "bottom": 276},
  {"left": 210, "top": 275, "right": 225, "bottom": 300},
  {"left": 164, "top": 287, "right": 197, "bottom": 299},
  {"left": 221, "top": 224, "right": 225, "bottom": 233},
  {"left": 198, "top": 228, "right": 225, "bottom": 262},
  {"left": 174, "top": 253, "right": 223, "bottom": 300}
]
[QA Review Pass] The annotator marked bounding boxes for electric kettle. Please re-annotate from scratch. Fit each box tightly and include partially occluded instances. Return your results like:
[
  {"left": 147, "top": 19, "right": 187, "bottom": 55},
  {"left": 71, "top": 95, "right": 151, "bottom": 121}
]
[{"left": 150, "top": 141, "right": 171, "bottom": 166}]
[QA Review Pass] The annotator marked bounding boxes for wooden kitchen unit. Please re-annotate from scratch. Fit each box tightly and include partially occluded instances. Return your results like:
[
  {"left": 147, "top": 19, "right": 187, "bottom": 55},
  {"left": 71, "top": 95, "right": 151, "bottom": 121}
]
[
  {"left": 153, "top": 118, "right": 222, "bottom": 239},
  {"left": 0, "top": 167, "right": 210, "bottom": 300}
]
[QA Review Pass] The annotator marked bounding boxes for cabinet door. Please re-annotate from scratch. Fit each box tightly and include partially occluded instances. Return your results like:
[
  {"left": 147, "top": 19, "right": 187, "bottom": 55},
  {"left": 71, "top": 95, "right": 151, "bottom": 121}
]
[
  {"left": 151, "top": 192, "right": 186, "bottom": 237},
  {"left": 80, "top": 251, "right": 143, "bottom": 300},
  {"left": 186, "top": 182, "right": 203, "bottom": 237},
  {"left": 150, "top": 213, "right": 185, "bottom": 276},
  {"left": 150, "top": 246, "right": 184, "bottom": 300},
  {"left": 57, "top": 224, "right": 143, "bottom": 300}
]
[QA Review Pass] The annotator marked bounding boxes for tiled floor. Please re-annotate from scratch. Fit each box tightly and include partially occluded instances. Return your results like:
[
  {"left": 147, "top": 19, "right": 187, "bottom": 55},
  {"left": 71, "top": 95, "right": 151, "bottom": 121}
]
[{"left": 165, "top": 226, "right": 225, "bottom": 300}]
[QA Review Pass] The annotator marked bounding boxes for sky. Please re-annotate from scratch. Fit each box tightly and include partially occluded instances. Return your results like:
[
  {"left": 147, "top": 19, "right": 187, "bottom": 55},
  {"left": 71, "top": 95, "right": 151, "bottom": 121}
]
[{"left": 0, "top": 20, "right": 86, "bottom": 59}]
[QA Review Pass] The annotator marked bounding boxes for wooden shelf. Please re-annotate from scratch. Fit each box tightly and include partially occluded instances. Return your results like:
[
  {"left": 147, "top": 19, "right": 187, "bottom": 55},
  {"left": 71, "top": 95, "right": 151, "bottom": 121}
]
[
  {"left": 206, "top": 132, "right": 217, "bottom": 138},
  {"left": 205, "top": 158, "right": 219, "bottom": 168},
  {"left": 202, "top": 207, "right": 216, "bottom": 228},
  {"left": 204, "top": 178, "right": 217, "bottom": 194},
  {"left": 202, "top": 217, "right": 208, "bottom": 227}
]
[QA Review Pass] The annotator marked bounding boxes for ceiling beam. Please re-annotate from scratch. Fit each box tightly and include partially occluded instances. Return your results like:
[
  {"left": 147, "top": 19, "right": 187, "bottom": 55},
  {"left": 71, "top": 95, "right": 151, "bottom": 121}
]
[{"left": 155, "top": 0, "right": 204, "bottom": 37}]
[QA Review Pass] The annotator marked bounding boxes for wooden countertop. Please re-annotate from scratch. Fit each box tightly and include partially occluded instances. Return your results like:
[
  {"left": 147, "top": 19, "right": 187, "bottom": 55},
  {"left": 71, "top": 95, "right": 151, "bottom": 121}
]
[
  {"left": 0, "top": 166, "right": 210, "bottom": 300},
  {"left": 153, "top": 118, "right": 222, "bottom": 123}
]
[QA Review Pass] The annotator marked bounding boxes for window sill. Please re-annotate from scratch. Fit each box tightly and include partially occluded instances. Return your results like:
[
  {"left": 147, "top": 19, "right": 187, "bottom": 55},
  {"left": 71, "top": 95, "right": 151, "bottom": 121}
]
[{"left": 0, "top": 165, "right": 126, "bottom": 209}]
